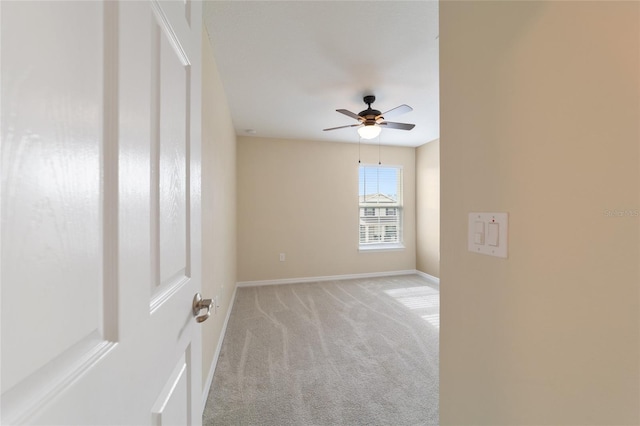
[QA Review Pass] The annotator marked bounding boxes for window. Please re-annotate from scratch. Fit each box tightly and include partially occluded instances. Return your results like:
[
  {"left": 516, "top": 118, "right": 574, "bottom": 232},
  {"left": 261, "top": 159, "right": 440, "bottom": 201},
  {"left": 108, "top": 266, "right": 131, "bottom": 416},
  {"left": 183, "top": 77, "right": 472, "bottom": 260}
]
[{"left": 358, "top": 165, "right": 403, "bottom": 249}]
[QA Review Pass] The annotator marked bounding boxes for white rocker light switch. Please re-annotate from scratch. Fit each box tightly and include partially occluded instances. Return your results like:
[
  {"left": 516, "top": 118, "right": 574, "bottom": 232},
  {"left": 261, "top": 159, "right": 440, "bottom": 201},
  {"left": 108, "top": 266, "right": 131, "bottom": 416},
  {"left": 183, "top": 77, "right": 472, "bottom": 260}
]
[
  {"left": 474, "top": 221, "right": 485, "bottom": 245},
  {"left": 468, "top": 213, "right": 508, "bottom": 258},
  {"left": 487, "top": 222, "right": 499, "bottom": 246}
]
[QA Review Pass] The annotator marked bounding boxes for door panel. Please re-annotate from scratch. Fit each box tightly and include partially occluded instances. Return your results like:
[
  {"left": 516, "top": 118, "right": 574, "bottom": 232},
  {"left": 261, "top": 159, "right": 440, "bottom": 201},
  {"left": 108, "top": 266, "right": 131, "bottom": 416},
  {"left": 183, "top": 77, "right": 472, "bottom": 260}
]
[
  {"left": 1, "top": 1, "right": 203, "bottom": 424},
  {"left": 1, "top": 0, "right": 111, "bottom": 401},
  {"left": 151, "top": 351, "right": 190, "bottom": 426},
  {"left": 153, "top": 11, "right": 189, "bottom": 296}
]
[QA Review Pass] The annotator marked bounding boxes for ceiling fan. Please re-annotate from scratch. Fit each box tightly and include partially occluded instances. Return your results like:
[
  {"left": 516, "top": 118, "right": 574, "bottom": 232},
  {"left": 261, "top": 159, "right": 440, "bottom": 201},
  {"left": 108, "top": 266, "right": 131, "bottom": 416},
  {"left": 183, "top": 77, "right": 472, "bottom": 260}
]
[{"left": 323, "top": 95, "right": 415, "bottom": 139}]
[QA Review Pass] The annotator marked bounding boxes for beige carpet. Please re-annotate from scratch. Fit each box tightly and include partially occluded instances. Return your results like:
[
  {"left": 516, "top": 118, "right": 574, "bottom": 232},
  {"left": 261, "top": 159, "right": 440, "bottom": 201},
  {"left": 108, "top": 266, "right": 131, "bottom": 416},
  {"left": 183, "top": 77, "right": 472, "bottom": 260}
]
[{"left": 203, "top": 274, "right": 439, "bottom": 425}]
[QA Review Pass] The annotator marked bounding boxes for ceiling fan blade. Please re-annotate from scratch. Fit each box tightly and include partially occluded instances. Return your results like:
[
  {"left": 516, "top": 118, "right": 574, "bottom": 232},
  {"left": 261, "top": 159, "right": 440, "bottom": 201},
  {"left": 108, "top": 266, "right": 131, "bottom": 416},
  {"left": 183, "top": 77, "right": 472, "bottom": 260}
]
[
  {"left": 323, "top": 124, "right": 361, "bottom": 131},
  {"left": 336, "top": 109, "right": 362, "bottom": 120},
  {"left": 380, "top": 121, "right": 415, "bottom": 130},
  {"left": 380, "top": 104, "right": 413, "bottom": 119}
]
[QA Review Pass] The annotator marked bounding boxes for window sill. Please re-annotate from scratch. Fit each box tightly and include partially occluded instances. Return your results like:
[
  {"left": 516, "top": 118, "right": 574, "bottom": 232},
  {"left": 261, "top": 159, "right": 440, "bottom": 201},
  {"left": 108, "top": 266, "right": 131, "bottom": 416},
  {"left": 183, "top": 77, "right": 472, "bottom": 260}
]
[{"left": 359, "top": 243, "right": 405, "bottom": 252}]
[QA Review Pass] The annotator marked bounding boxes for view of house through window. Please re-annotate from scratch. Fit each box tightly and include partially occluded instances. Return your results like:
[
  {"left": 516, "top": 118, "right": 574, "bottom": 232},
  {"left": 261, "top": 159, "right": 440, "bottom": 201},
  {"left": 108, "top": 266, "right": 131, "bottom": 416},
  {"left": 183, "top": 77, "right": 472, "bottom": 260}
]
[{"left": 358, "top": 165, "right": 403, "bottom": 248}]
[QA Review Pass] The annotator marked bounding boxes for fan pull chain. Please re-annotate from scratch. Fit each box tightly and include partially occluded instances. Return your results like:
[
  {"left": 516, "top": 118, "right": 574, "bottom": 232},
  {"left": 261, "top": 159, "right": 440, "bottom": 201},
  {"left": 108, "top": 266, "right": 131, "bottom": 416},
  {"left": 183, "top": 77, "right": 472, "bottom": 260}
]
[
  {"left": 378, "top": 134, "right": 381, "bottom": 165},
  {"left": 358, "top": 135, "right": 361, "bottom": 163}
]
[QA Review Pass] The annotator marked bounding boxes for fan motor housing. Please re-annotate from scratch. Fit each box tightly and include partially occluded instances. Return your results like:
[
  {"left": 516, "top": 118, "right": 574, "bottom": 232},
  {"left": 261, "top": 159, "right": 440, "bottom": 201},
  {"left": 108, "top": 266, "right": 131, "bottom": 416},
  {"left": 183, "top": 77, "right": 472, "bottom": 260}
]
[
  {"left": 359, "top": 110, "right": 382, "bottom": 126},
  {"left": 359, "top": 108, "right": 381, "bottom": 116}
]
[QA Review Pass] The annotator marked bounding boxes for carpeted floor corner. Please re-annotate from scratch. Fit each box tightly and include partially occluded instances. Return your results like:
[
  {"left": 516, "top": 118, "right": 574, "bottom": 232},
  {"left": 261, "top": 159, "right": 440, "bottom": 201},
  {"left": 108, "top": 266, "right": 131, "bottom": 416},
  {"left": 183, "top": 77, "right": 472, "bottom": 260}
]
[{"left": 203, "top": 274, "right": 439, "bottom": 425}]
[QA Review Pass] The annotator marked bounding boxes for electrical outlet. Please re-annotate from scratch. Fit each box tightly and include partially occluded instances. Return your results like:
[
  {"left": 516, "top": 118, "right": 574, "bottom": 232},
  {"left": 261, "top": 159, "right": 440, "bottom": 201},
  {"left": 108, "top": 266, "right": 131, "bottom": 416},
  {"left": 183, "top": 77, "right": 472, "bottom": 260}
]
[{"left": 279, "top": 253, "right": 286, "bottom": 261}]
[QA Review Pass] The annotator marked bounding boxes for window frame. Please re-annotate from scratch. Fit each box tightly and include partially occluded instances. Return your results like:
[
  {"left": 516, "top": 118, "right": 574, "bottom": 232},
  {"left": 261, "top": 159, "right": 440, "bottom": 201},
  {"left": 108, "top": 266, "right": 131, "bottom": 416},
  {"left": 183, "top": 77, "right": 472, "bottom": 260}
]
[{"left": 358, "top": 164, "right": 404, "bottom": 251}]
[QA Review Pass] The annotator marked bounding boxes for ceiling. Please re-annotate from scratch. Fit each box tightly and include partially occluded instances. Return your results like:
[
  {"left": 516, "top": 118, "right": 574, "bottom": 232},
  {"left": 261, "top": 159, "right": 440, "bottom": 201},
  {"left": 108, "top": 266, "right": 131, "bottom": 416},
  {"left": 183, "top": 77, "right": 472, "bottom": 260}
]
[{"left": 203, "top": 1, "right": 439, "bottom": 148}]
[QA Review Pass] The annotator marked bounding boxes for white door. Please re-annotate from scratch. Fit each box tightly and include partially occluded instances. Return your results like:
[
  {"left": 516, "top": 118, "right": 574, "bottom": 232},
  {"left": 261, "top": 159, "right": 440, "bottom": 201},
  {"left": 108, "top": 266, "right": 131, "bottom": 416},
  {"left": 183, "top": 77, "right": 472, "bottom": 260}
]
[{"left": 1, "top": 1, "right": 204, "bottom": 424}]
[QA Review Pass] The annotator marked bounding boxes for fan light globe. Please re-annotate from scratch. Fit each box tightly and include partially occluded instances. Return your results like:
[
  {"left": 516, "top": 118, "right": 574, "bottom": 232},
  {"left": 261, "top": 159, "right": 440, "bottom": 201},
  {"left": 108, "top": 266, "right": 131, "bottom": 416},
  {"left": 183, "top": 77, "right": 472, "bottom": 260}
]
[{"left": 358, "top": 124, "right": 381, "bottom": 140}]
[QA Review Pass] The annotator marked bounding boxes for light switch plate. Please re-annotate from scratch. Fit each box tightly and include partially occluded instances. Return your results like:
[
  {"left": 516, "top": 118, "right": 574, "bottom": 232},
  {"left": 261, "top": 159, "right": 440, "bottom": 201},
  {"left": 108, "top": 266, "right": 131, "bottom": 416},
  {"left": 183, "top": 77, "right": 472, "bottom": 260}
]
[{"left": 468, "top": 212, "right": 508, "bottom": 258}]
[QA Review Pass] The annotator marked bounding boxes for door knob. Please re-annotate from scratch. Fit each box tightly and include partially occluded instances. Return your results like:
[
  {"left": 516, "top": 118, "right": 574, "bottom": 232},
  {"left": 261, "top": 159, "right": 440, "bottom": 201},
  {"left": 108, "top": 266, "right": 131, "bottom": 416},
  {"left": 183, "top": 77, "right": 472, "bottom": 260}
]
[{"left": 192, "top": 293, "right": 213, "bottom": 323}]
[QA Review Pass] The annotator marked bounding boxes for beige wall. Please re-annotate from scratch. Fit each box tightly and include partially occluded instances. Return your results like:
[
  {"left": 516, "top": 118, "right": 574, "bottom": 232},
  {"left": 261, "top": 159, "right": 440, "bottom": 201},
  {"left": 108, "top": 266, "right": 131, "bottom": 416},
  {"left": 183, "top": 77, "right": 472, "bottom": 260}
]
[
  {"left": 201, "top": 28, "right": 237, "bottom": 392},
  {"left": 237, "top": 137, "right": 416, "bottom": 282},
  {"left": 440, "top": 2, "right": 639, "bottom": 425},
  {"left": 416, "top": 139, "right": 440, "bottom": 278}
]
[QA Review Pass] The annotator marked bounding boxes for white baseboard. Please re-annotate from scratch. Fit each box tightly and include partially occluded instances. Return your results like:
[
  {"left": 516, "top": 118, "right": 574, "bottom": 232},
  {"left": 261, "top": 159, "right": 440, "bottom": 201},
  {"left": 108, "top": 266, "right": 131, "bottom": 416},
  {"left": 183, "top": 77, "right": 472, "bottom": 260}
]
[
  {"left": 415, "top": 270, "right": 440, "bottom": 285},
  {"left": 201, "top": 285, "right": 238, "bottom": 412},
  {"left": 236, "top": 269, "right": 419, "bottom": 287}
]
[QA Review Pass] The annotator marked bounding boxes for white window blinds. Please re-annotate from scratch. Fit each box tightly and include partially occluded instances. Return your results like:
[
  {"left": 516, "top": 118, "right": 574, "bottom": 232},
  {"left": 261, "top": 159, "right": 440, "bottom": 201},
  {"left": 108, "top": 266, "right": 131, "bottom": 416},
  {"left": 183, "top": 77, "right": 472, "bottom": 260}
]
[{"left": 358, "top": 165, "right": 403, "bottom": 247}]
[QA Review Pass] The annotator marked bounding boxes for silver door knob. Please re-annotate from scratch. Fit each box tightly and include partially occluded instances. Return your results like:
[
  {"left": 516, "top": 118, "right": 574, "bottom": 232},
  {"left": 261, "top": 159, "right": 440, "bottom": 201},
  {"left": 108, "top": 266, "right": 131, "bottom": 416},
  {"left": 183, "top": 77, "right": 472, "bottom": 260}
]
[{"left": 192, "top": 293, "right": 213, "bottom": 323}]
